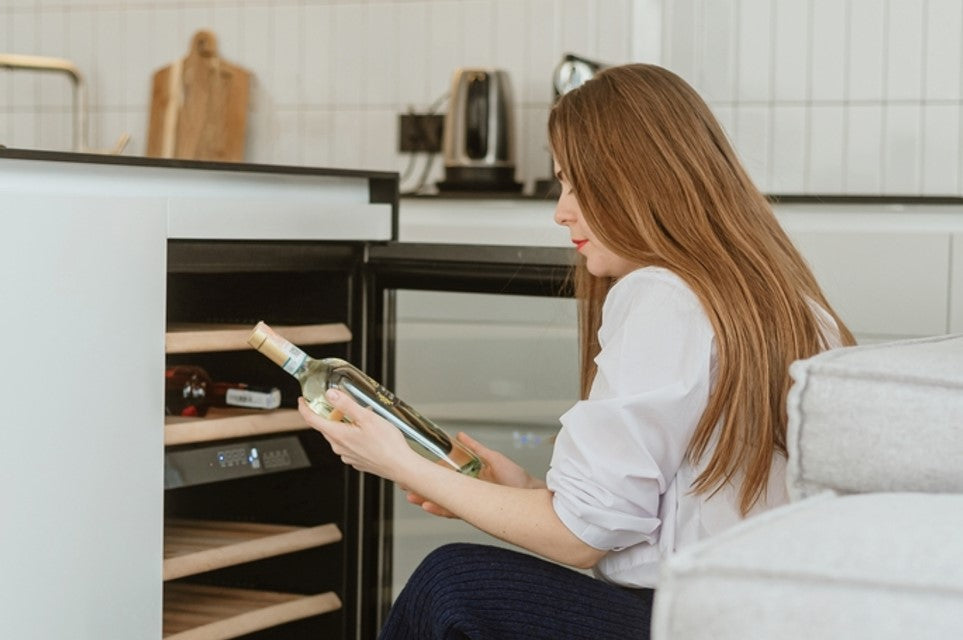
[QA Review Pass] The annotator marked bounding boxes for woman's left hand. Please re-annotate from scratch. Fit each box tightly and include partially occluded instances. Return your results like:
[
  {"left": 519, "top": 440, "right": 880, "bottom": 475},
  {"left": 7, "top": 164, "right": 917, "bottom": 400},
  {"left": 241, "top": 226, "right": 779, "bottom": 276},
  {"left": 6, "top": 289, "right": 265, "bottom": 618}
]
[{"left": 297, "top": 390, "right": 419, "bottom": 482}]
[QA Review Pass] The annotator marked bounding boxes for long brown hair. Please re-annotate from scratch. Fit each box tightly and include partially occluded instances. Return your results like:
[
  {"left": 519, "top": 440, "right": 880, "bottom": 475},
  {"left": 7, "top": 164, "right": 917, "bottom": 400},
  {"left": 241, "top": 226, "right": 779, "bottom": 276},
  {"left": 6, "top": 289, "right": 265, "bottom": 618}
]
[{"left": 549, "top": 64, "right": 855, "bottom": 514}]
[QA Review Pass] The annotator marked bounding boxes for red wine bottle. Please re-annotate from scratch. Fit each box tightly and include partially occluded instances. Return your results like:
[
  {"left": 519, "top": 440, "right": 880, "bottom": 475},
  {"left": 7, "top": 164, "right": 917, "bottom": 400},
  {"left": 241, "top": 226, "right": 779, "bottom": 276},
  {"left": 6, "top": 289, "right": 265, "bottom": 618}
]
[
  {"left": 165, "top": 365, "right": 282, "bottom": 416},
  {"left": 165, "top": 365, "right": 212, "bottom": 417}
]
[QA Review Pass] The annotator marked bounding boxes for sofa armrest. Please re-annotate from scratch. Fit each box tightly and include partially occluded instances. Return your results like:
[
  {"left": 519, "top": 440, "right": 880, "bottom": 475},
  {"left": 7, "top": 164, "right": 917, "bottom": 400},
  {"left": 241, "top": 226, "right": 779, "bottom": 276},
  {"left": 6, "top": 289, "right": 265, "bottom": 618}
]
[
  {"left": 786, "top": 333, "right": 963, "bottom": 501},
  {"left": 652, "top": 492, "right": 963, "bottom": 640}
]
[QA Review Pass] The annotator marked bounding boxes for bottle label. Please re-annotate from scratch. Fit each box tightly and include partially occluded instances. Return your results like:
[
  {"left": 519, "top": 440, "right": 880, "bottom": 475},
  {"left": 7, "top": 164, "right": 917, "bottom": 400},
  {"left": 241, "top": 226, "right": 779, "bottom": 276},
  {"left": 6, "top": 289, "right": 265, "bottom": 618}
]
[
  {"left": 280, "top": 344, "right": 307, "bottom": 376},
  {"left": 225, "top": 387, "right": 282, "bottom": 410}
]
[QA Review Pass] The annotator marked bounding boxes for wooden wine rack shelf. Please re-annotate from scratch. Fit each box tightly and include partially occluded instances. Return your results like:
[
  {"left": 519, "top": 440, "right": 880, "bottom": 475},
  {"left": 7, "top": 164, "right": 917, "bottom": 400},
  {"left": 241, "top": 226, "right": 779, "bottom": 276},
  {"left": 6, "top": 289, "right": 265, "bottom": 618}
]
[
  {"left": 164, "top": 408, "right": 307, "bottom": 446},
  {"left": 163, "top": 583, "right": 342, "bottom": 640},
  {"left": 163, "top": 321, "right": 348, "bottom": 638},
  {"left": 164, "top": 519, "right": 343, "bottom": 581},
  {"left": 166, "top": 322, "right": 352, "bottom": 354}
]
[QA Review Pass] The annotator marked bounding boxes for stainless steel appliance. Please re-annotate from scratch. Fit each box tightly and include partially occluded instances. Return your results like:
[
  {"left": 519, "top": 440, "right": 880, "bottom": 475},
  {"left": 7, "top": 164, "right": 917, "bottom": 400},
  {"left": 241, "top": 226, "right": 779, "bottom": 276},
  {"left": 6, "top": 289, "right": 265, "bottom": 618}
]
[
  {"left": 438, "top": 68, "right": 522, "bottom": 192},
  {"left": 533, "top": 53, "right": 609, "bottom": 198},
  {"left": 552, "top": 53, "right": 608, "bottom": 98}
]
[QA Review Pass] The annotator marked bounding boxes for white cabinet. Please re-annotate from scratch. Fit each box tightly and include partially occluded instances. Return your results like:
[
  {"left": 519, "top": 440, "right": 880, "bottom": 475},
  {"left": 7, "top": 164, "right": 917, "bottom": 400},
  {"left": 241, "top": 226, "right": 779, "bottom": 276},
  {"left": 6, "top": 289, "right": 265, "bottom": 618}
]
[
  {"left": 0, "top": 192, "right": 166, "bottom": 639},
  {"left": 0, "top": 151, "right": 397, "bottom": 640},
  {"left": 399, "top": 197, "right": 963, "bottom": 343},
  {"left": 776, "top": 204, "right": 963, "bottom": 341},
  {"left": 788, "top": 231, "right": 950, "bottom": 340}
]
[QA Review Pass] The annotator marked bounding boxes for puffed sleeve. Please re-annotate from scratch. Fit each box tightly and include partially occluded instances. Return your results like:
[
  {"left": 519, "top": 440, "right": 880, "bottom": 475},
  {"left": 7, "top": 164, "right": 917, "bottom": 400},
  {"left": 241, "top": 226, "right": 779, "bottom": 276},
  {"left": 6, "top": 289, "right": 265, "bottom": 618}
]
[{"left": 546, "top": 269, "right": 715, "bottom": 551}]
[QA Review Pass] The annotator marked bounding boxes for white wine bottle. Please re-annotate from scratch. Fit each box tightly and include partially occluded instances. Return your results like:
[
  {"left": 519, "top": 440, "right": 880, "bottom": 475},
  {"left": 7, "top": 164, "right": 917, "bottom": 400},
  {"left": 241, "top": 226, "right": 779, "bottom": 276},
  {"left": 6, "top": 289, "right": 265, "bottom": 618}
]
[{"left": 247, "top": 321, "right": 483, "bottom": 477}]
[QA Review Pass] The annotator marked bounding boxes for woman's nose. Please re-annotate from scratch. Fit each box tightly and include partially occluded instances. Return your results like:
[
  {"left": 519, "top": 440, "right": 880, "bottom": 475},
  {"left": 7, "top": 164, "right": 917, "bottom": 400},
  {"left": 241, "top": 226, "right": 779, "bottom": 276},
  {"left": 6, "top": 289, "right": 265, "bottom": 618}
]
[{"left": 554, "top": 200, "right": 571, "bottom": 226}]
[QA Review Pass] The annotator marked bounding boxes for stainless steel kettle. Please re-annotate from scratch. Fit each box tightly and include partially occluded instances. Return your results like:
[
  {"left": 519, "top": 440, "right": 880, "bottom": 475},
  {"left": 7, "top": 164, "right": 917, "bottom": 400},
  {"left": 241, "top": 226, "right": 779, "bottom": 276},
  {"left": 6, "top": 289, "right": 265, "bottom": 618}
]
[{"left": 438, "top": 68, "right": 522, "bottom": 192}]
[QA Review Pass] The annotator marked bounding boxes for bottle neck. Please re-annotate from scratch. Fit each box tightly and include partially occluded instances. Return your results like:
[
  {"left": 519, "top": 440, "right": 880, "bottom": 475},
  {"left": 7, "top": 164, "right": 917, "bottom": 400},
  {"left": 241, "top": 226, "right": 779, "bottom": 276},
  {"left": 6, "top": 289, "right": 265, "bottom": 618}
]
[{"left": 248, "top": 321, "right": 312, "bottom": 379}]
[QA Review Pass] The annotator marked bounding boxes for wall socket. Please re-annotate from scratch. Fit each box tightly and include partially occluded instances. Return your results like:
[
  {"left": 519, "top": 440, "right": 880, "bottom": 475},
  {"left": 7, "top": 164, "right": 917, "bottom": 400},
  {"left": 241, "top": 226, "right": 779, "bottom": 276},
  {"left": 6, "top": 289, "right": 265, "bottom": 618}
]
[{"left": 398, "top": 114, "right": 445, "bottom": 153}]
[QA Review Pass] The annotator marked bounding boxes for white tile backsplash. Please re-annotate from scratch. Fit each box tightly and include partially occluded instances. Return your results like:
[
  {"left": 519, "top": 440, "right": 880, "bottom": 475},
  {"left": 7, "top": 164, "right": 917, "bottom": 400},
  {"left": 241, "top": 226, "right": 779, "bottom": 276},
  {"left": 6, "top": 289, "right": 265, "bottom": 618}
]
[
  {"left": 737, "top": 0, "right": 772, "bottom": 103},
  {"left": 428, "top": 1, "right": 465, "bottom": 101},
  {"left": 884, "top": 103, "right": 922, "bottom": 194},
  {"left": 700, "top": 0, "right": 737, "bottom": 103},
  {"left": 302, "top": 4, "right": 333, "bottom": 106},
  {"left": 95, "top": 9, "right": 124, "bottom": 108},
  {"left": 770, "top": 105, "right": 807, "bottom": 193},
  {"left": 845, "top": 104, "right": 884, "bottom": 194},
  {"left": 925, "top": 0, "right": 963, "bottom": 101},
  {"left": 3, "top": 0, "right": 962, "bottom": 196},
  {"left": 921, "top": 104, "right": 960, "bottom": 194},
  {"left": 596, "top": 0, "right": 632, "bottom": 64},
  {"left": 886, "top": 0, "right": 925, "bottom": 101},
  {"left": 527, "top": 0, "right": 557, "bottom": 103},
  {"left": 10, "top": 10, "right": 37, "bottom": 110},
  {"left": 810, "top": 0, "right": 846, "bottom": 102},
  {"left": 462, "top": 1, "right": 496, "bottom": 65},
  {"left": 808, "top": 105, "right": 845, "bottom": 193},
  {"left": 332, "top": 4, "right": 366, "bottom": 107},
  {"left": 662, "top": 0, "right": 963, "bottom": 196},
  {"left": 272, "top": 5, "right": 302, "bottom": 106},
  {"left": 663, "top": 0, "right": 697, "bottom": 86},
  {"left": 558, "top": 0, "right": 594, "bottom": 61},
  {"left": 301, "top": 109, "right": 334, "bottom": 168},
  {"left": 772, "top": 0, "right": 809, "bottom": 102},
  {"left": 492, "top": 0, "right": 528, "bottom": 106},
  {"left": 734, "top": 106, "right": 770, "bottom": 187},
  {"left": 848, "top": 0, "right": 886, "bottom": 102}
]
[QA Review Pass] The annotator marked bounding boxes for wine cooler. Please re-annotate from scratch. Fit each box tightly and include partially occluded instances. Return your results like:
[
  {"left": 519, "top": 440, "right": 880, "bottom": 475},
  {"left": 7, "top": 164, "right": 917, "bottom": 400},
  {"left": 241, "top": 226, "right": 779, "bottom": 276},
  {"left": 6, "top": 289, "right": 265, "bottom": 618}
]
[
  {"left": 161, "top": 239, "right": 572, "bottom": 640},
  {"left": 162, "top": 242, "right": 370, "bottom": 639}
]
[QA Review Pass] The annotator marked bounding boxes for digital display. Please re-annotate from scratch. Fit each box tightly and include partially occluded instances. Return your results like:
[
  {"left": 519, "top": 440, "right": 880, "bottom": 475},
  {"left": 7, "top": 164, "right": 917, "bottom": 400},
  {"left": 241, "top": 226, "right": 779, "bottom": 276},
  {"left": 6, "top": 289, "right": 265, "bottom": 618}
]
[{"left": 165, "top": 436, "right": 310, "bottom": 489}]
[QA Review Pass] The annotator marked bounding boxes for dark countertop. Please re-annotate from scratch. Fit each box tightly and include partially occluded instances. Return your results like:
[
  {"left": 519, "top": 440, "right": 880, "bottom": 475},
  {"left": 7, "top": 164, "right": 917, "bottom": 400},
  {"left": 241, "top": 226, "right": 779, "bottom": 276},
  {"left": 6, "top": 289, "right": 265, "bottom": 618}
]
[
  {"left": 0, "top": 146, "right": 398, "bottom": 181},
  {"left": 402, "top": 190, "right": 963, "bottom": 206},
  {"left": 4, "top": 147, "right": 960, "bottom": 206}
]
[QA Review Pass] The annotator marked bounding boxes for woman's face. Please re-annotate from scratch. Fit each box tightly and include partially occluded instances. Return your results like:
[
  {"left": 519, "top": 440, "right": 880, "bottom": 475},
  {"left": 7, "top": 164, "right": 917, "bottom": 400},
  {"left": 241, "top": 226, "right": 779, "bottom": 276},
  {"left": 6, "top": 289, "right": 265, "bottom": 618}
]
[{"left": 553, "top": 161, "right": 637, "bottom": 279}]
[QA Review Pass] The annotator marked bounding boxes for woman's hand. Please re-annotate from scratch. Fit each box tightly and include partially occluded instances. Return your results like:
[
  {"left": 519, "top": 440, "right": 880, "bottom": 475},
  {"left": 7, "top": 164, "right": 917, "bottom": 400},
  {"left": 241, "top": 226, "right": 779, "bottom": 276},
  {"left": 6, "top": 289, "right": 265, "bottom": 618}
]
[
  {"left": 297, "top": 390, "right": 421, "bottom": 483},
  {"left": 406, "top": 432, "right": 546, "bottom": 518}
]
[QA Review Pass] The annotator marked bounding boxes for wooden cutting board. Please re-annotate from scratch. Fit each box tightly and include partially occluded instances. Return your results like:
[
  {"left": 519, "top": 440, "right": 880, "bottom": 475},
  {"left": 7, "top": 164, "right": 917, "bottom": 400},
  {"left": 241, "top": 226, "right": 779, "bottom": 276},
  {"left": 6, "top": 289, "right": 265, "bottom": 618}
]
[{"left": 147, "top": 30, "right": 250, "bottom": 162}]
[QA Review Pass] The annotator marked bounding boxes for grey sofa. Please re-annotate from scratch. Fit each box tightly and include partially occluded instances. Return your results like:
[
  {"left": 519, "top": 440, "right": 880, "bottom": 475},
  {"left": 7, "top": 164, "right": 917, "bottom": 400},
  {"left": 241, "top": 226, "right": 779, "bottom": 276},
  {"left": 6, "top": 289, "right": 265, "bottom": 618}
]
[{"left": 652, "top": 333, "right": 963, "bottom": 639}]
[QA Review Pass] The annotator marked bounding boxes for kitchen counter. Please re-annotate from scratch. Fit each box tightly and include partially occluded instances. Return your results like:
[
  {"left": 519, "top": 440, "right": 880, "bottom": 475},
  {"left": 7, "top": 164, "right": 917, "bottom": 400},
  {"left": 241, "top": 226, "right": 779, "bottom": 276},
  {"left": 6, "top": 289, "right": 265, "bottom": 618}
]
[
  {"left": 397, "top": 192, "right": 963, "bottom": 342},
  {"left": 0, "top": 148, "right": 399, "bottom": 241}
]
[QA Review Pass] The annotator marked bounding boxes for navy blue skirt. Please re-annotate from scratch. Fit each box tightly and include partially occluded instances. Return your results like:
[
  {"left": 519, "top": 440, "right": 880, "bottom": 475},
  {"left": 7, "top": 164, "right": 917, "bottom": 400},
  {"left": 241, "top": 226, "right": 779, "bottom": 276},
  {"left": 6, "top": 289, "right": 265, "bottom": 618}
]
[{"left": 380, "top": 543, "right": 654, "bottom": 640}]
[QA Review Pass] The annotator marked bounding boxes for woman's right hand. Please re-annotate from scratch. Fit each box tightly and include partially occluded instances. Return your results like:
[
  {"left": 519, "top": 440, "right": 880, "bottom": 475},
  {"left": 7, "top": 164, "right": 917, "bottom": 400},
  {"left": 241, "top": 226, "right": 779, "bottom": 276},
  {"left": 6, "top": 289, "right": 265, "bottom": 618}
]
[{"left": 405, "top": 432, "right": 545, "bottom": 518}]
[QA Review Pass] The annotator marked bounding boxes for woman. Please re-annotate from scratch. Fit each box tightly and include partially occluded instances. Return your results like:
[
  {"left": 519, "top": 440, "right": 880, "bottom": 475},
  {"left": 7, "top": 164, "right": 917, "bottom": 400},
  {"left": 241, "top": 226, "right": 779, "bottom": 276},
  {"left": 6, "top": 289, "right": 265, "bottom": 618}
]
[{"left": 298, "top": 64, "right": 855, "bottom": 639}]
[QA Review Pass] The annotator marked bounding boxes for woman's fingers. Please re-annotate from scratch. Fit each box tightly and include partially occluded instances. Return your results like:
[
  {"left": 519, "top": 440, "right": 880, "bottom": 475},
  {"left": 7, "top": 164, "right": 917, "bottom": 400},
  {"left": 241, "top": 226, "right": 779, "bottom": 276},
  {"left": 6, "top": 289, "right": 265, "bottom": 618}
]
[
  {"left": 407, "top": 492, "right": 456, "bottom": 518},
  {"left": 323, "top": 388, "right": 365, "bottom": 423},
  {"left": 456, "top": 431, "right": 487, "bottom": 454}
]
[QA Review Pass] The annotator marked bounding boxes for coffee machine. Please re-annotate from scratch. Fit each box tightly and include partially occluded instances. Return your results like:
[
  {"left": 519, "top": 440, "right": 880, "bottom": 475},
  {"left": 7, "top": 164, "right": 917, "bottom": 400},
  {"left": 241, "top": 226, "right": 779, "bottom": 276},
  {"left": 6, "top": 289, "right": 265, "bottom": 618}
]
[
  {"left": 532, "top": 53, "right": 608, "bottom": 198},
  {"left": 437, "top": 68, "right": 522, "bottom": 193}
]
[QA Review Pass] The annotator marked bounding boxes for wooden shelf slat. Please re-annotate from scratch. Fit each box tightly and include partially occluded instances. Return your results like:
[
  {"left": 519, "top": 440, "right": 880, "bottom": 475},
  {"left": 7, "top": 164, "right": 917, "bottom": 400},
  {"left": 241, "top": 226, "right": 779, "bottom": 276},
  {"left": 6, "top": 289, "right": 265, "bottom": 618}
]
[
  {"left": 165, "top": 322, "right": 351, "bottom": 354},
  {"left": 164, "top": 408, "right": 308, "bottom": 446},
  {"left": 164, "top": 519, "right": 342, "bottom": 581},
  {"left": 163, "top": 583, "right": 341, "bottom": 640}
]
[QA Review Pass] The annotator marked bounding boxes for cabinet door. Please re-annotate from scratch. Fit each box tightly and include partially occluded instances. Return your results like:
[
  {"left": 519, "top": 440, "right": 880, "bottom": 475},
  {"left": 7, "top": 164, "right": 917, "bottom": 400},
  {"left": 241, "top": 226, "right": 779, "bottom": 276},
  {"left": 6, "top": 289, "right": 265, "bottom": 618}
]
[
  {"left": 0, "top": 194, "right": 166, "bottom": 639},
  {"left": 789, "top": 230, "right": 951, "bottom": 340},
  {"left": 364, "top": 243, "right": 576, "bottom": 635}
]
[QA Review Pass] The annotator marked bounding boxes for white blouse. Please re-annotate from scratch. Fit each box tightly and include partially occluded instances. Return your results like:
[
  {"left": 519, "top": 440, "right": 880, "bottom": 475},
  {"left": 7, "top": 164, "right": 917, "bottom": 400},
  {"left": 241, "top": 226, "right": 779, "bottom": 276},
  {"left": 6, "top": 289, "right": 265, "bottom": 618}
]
[{"left": 546, "top": 266, "right": 840, "bottom": 588}]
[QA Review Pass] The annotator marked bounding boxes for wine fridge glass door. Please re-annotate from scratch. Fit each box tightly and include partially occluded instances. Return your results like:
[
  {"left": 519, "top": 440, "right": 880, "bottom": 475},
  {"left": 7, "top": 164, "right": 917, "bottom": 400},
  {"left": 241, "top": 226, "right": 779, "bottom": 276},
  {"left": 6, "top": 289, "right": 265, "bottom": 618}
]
[{"left": 390, "top": 288, "right": 578, "bottom": 596}]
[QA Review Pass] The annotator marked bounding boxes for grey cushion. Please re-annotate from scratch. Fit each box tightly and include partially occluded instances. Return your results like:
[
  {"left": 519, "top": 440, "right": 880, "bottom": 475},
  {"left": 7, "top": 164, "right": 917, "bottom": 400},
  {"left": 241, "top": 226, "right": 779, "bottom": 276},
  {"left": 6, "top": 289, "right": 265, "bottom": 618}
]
[
  {"left": 786, "top": 333, "right": 963, "bottom": 500},
  {"left": 652, "top": 492, "right": 963, "bottom": 640}
]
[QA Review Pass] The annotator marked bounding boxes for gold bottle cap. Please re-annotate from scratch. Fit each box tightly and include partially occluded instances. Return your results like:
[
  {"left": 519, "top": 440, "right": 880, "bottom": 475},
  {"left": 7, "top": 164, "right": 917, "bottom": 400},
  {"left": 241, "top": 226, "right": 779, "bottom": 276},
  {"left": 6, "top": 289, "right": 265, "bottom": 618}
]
[
  {"left": 247, "top": 321, "right": 271, "bottom": 350},
  {"left": 248, "top": 321, "right": 290, "bottom": 368}
]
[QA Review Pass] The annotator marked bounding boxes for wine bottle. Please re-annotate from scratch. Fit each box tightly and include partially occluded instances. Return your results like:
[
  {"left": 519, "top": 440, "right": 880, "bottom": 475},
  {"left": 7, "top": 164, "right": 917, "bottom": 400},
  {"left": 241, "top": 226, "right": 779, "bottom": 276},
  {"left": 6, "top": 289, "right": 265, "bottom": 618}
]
[
  {"left": 165, "top": 365, "right": 282, "bottom": 416},
  {"left": 210, "top": 381, "right": 282, "bottom": 411},
  {"left": 166, "top": 365, "right": 211, "bottom": 417},
  {"left": 246, "top": 321, "right": 483, "bottom": 477}
]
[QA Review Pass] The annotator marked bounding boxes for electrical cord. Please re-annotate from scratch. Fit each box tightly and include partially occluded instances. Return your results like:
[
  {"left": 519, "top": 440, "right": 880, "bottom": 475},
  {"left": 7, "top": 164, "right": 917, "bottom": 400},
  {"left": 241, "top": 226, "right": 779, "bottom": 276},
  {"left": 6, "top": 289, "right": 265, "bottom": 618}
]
[{"left": 400, "top": 90, "right": 449, "bottom": 195}]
